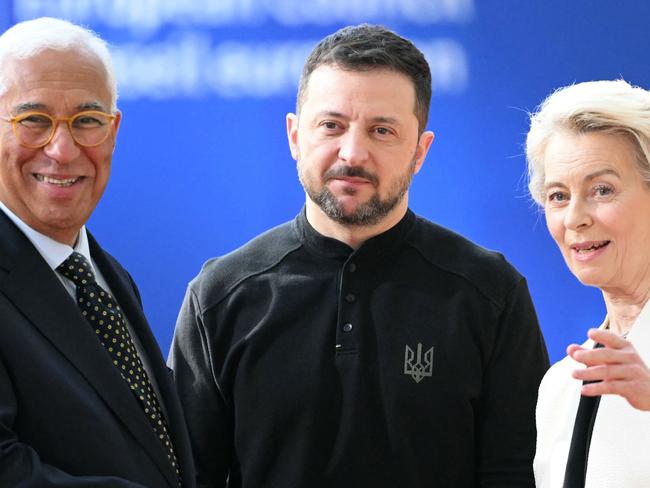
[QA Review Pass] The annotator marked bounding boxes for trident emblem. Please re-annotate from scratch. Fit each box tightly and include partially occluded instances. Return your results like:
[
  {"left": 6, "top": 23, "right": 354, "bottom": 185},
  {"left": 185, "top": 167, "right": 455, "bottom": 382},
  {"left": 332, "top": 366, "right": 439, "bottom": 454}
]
[{"left": 404, "top": 343, "right": 434, "bottom": 383}]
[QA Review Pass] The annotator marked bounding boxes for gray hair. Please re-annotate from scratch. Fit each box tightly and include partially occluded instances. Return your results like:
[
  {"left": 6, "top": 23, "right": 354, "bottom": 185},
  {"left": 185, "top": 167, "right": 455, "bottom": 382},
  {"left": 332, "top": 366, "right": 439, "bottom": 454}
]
[
  {"left": 0, "top": 17, "right": 118, "bottom": 111},
  {"left": 526, "top": 79, "right": 650, "bottom": 204}
]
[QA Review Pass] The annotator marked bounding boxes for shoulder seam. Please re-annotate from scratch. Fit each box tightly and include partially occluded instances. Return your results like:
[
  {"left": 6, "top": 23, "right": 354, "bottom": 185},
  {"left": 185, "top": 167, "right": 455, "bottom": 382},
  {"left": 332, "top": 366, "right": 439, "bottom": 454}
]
[
  {"left": 407, "top": 240, "right": 519, "bottom": 310},
  {"left": 195, "top": 241, "right": 303, "bottom": 316}
]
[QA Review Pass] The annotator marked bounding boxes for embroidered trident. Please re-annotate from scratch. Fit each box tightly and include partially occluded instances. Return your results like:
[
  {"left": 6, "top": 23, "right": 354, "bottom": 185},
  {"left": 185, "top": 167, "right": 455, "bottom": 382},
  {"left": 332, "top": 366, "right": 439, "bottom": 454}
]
[{"left": 404, "top": 343, "right": 434, "bottom": 383}]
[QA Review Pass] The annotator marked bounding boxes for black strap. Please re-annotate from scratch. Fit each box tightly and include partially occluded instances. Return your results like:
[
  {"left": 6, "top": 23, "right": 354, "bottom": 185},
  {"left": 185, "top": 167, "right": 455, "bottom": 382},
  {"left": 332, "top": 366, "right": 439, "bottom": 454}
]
[{"left": 562, "top": 342, "right": 603, "bottom": 488}]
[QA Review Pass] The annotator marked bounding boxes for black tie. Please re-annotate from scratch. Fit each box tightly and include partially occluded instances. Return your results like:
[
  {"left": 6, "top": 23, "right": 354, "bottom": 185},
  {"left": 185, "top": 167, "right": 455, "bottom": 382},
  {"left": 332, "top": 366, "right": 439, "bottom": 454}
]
[{"left": 57, "top": 252, "right": 180, "bottom": 484}]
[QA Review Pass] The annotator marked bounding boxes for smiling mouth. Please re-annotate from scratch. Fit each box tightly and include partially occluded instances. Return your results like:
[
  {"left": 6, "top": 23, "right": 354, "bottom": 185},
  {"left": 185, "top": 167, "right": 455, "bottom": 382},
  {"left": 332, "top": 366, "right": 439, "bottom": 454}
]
[
  {"left": 34, "top": 174, "right": 81, "bottom": 188},
  {"left": 573, "top": 241, "right": 610, "bottom": 253}
]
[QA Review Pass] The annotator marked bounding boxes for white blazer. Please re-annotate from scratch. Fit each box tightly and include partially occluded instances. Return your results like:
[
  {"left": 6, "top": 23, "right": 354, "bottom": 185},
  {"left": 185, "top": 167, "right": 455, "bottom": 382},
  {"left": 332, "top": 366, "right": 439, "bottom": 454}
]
[{"left": 534, "top": 302, "right": 650, "bottom": 488}]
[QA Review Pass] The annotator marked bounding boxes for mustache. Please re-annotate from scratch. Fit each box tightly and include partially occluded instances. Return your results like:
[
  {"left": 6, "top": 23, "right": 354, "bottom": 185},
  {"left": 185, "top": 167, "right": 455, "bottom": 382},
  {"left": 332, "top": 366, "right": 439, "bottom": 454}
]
[{"left": 323, "top": 165, "right": 378, "bottom": 185}]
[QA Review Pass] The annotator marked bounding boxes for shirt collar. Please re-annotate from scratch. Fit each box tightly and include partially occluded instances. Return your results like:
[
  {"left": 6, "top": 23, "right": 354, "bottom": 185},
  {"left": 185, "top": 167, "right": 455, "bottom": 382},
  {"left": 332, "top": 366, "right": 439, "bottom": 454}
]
[
  {"left": 295, "top": 206, "right": 416, "bottom": 259},
  {"left": 0, "top": 201, "right": 92, "bottom": 271}
]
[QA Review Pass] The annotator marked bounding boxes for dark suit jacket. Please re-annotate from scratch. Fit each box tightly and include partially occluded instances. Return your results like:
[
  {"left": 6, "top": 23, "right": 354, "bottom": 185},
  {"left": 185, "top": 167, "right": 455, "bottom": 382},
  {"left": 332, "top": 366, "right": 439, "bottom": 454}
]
[{"left": 0, "top": 211, "right": 195, "bottom": 487}]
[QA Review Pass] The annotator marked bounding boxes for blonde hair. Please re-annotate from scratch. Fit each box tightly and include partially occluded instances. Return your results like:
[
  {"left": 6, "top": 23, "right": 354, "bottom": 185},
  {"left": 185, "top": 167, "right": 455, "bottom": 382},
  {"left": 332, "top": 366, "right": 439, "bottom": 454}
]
[{"left": 526, "top": 79, "right": 650, "bottom": 204}]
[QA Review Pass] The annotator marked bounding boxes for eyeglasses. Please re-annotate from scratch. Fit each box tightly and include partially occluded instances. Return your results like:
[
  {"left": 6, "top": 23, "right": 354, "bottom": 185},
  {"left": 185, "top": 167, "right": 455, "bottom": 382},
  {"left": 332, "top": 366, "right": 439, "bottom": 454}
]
[{"left": 0, "top": 111, "right": 117, "bottom": 148}]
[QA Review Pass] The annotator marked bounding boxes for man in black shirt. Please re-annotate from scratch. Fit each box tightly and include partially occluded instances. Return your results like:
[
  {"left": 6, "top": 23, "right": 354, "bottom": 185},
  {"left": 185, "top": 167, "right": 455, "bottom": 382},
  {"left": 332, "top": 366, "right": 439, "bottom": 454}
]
[{"left": 169, "top": 24, "right": 549, "bottom": 488}]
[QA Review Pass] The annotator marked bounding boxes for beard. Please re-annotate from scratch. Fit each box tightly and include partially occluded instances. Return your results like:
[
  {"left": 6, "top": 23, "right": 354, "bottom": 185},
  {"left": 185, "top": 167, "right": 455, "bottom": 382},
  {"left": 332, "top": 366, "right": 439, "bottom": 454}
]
[{"left": 299, "top": 160, "right": 416, "bottom": 226}]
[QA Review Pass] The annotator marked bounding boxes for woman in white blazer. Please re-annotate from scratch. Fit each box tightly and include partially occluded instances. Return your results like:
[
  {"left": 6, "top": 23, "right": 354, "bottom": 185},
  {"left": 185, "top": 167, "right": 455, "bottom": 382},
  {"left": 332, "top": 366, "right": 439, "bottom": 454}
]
[{"left": 526, "top": 79, "right": 650, "bottom": 488}]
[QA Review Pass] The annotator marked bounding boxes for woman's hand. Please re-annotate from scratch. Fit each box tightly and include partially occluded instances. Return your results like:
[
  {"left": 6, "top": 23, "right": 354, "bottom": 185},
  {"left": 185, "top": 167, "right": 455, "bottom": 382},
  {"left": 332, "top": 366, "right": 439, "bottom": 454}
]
[{"left": 569, "top": 328, "right": 650, "bottom": 411}]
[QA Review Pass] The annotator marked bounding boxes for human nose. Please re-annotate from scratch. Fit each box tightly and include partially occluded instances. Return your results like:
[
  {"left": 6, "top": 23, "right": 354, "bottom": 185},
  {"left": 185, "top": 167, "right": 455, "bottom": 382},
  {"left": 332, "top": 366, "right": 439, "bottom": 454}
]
[
  {"left": 338, "top": 128, "right": 369, "bottom": 166},
  {"left": 42, "top": 120, "right": 81, "bottom": 162},
  {"left": 564, "top": 198, "right": 592, "bottom": 230}
]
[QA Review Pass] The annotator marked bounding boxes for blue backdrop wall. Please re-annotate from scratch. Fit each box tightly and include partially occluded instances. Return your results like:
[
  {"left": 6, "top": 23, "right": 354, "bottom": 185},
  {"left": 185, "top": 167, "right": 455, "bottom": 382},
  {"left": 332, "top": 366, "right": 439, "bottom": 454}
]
[{"left": 2, "top": 0, "right": 648, "bottom": 363}]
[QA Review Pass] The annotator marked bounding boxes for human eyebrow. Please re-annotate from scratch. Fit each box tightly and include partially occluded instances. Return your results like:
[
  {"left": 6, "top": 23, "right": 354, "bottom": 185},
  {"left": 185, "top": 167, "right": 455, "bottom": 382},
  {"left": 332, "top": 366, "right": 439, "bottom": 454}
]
[
  {"left": 314, "top": 110, "right": 346, "bottom": 120},
  {"left": 78, "top": 102, "right": 107, "bottom": 112},
  {"left": 14, "top": 102, "right": 48, "bottom": 114},
  {"left": 312, "top": 112, "right": 402, "bottom": 128},
  {"left": 584, "top": 168, "right": 620, "bottom": 181},
  {"left": 543, "top": 180, "right": 567, "bottom": 191},
  {"left": 370, "top": 116, "right": 401, "bottom": 126},
  {"left": 544, "top": 168, "right": 621, "bottom": 191},
  {"left": 12, "top": 102, "right": 108, "bottom": 115}
]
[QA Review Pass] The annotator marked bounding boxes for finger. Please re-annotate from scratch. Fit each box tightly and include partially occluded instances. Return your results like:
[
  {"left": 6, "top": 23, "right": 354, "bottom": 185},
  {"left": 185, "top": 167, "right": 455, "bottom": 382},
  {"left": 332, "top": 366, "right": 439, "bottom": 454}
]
[
  {"left": 566, "top": 344, "right": 584, "bottom": 356},
  {"left": 581, "top": 380, "right": 650, "bottom": 410},
  {"left": 572, "top": 364, "right": 639, "bottom": 382},
  {"left": 569, "top": 347, "right": 627, "bottom": 366},
  {"left": 587, "top": 328, "right": 628, "bottom": 349},
  {"left": 580, "top": 379, "right": 635, "bottom": 397}
]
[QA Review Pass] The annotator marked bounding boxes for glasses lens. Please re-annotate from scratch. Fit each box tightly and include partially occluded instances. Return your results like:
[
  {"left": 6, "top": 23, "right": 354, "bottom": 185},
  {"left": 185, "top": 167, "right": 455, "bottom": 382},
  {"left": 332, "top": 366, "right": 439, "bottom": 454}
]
[
  {"left": 70, "top": 111, "right": 113, "bottom": 147},
  {"left": 14, "top": 113, "right": 53, "bottom": 147}
]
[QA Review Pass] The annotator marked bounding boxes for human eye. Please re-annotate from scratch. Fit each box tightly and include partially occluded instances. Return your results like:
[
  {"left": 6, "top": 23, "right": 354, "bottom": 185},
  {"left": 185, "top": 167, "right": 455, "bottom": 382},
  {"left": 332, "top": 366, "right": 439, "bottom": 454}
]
[
  {"left": 72, "top": 112, "right": 107, "bottom": 129},
  {"left": 593, "top": 184, "right": 614, "bottom": 198},
  {"left": 318, "top": 120, "right": 342, "bottom": 134},
  {"left": 372, "top": 126, "right": 395, "bottom": 137},
  {"left": 17, "top": 113, "right": 51, "bottom": 128},
  {"left": 546, "top": 190, "right": 569, "bottom": 206}
]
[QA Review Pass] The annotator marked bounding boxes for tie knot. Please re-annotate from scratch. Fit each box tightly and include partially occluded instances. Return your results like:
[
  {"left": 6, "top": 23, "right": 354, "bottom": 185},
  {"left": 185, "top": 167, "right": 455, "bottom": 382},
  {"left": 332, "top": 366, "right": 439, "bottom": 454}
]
[{"left": 57, "top": 251, "right": 97, "bottom": 286}]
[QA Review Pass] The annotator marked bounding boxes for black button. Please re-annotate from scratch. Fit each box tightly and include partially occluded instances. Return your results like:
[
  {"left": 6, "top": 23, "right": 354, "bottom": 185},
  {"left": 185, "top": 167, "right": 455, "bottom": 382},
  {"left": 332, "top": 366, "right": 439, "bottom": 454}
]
[
  {"left": 342, "top": 323, "right": 353, "bottom": 333},
  {"left": 345, "top": 293, "right": 356, "bottom": 303},
  {"left": 349, "top": 263, "right": 357, "bottom": 273}
]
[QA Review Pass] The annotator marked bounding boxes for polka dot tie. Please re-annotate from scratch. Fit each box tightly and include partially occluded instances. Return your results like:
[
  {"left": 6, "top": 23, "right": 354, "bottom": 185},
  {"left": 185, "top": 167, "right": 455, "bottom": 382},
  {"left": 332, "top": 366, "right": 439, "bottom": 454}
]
[{"left": 57, "top": 252, "right": 181, "bottom": 485}]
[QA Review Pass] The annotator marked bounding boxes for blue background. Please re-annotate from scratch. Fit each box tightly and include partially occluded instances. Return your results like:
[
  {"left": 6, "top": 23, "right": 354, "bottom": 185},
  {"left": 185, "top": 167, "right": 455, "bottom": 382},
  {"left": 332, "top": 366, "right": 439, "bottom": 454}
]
[{"left": 2, "top": 0, "right": 647, "bottom": 363}]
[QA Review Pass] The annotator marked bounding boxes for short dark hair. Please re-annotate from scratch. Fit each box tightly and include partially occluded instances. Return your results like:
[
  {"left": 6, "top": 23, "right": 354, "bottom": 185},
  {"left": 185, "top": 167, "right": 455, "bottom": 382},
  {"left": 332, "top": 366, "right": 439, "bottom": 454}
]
[{"left": 297, "top": 24, "right": 432, "bottom": 134}]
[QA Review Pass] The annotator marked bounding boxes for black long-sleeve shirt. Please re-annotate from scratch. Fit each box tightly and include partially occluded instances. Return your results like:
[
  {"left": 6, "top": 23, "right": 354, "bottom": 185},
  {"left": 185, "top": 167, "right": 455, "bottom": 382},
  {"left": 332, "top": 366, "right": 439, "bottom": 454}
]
[{"left": 169, "top": 208, "right": 549, "bottom": 487}]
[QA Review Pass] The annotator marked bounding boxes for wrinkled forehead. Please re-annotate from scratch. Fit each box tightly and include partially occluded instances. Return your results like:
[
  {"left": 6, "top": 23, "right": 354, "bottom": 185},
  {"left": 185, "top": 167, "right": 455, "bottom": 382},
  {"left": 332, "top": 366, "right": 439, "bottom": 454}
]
[
  {"left": 0, "top": 48, "right": 113, "bottom": 113},
  {"left": 543, "top": 129, "right": 642, "bottom": 182}
]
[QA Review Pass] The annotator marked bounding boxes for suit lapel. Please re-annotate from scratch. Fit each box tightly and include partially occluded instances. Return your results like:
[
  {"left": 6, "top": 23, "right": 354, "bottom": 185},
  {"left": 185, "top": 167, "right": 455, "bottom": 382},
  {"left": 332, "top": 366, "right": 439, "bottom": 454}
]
[
  {"left": 88, "top": 233, "right": 180, "bottom": 487},
  {"left": 0, "top": 214, "right": 177, "bottom": 488}
]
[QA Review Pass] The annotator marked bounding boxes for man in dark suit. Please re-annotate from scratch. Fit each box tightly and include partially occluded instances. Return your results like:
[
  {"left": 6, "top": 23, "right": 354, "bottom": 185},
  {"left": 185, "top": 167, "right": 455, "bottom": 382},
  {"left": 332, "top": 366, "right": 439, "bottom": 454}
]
[{"left": 0, "top": 17, "right": 194, "bottom": 487}]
